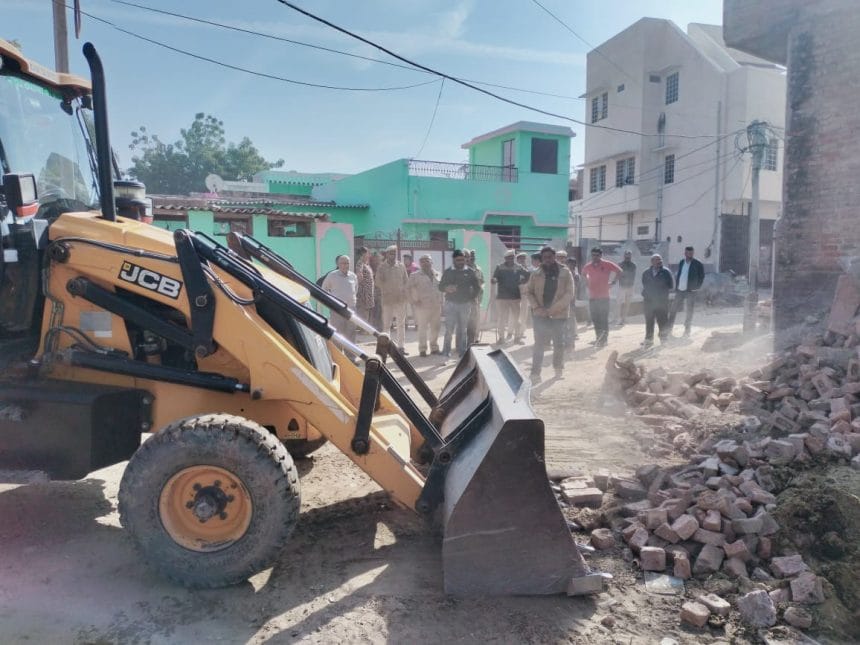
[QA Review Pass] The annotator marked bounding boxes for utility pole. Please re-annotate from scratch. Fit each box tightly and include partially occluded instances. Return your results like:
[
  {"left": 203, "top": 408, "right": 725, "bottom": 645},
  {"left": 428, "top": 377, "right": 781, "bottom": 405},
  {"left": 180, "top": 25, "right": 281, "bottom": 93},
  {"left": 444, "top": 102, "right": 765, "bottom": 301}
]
[
  {"left": 52, "top": 0, "right": 69, "bottom": 73},
  {"left": 711, "top": 101, "right": 722, "bottom": 270},
  {"left": 743, "top": 120, "right": 768, "bottom": 332}
]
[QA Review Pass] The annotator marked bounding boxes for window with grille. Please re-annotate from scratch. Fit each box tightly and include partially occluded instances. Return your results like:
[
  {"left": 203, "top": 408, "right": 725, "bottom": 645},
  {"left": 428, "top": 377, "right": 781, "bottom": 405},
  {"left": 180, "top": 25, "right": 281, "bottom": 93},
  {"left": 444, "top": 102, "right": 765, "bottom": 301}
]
[
  {"left": 591, "top": 93, "right": 608, "bottom": 122},
  {"left": 764, "top": 139, "right": 778, "bottom": 171},
  {"left": 636, "top": 225, "right": 650, "bottom": 235},
  {"left": 589, "top": 165, "right": 606, "bottom": 193},
  {"left": 615, "top": 157, "right": 635, "bottom": 187},
  {"left": 665, "top": 72, "right": 679, "bottom": 104},
  {"left": 664, "top": 154, "right": 675, "bottom": 184},
  {"left": 268, "top": 219, "right": 311, "bottom": 237}
]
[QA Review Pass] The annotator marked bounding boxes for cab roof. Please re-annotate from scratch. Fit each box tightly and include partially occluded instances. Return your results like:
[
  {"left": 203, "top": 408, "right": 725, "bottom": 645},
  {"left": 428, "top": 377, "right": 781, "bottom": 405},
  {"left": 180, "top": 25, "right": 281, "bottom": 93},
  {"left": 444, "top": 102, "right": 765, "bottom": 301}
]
[{"left": 0, "top": 38, "right": 91, "bottom": 94}]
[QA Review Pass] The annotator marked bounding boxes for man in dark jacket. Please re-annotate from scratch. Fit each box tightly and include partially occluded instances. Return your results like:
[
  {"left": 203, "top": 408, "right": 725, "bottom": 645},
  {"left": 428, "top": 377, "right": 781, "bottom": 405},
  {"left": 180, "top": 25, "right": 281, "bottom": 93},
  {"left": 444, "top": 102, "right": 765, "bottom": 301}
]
[
  {"left": 438, "top": 249, "right": 481, "bottom": 358},
  {"left": 669, "top": 245, "right": 705, "bottom": 337},
  {"left": 641, "top": 253, "right": 674, "bottom": 346}
]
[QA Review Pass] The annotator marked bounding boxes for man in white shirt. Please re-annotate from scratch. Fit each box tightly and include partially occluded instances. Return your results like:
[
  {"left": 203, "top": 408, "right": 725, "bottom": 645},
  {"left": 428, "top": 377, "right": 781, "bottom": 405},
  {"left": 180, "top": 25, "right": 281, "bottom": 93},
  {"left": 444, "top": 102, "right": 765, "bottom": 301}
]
[{"left": 321, "top": 255, "right": 358, "bottom": 341}]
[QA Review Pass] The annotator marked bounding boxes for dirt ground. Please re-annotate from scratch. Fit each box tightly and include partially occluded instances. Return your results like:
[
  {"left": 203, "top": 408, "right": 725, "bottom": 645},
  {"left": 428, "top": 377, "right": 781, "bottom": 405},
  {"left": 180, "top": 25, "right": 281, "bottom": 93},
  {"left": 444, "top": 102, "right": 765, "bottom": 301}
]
[{"left": 0, "top": 306, "right": 789, "bottom": 644}]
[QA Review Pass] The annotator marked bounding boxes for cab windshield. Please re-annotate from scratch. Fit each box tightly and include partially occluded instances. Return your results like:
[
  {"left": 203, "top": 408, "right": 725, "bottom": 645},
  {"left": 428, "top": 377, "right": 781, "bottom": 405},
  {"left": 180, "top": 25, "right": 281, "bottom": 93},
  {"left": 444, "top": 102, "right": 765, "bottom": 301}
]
[{"left": 0, "top": 72, "right": 99, "bottom": 218}]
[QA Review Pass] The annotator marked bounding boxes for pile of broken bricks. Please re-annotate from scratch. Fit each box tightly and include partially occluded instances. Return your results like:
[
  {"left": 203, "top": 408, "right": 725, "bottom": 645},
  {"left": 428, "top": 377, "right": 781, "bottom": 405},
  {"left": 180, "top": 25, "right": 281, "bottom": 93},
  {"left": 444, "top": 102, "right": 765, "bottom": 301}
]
[{"left": 556, "top": 452, "right": 826, "bottom": 632}]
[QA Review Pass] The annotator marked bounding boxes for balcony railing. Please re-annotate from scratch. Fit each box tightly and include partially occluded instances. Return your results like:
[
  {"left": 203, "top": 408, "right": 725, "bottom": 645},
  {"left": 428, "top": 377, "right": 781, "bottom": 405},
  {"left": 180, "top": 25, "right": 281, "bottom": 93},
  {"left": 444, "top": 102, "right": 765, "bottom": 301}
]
[{"left": 408, "top": 159, "right": 518, "bottom": 183}]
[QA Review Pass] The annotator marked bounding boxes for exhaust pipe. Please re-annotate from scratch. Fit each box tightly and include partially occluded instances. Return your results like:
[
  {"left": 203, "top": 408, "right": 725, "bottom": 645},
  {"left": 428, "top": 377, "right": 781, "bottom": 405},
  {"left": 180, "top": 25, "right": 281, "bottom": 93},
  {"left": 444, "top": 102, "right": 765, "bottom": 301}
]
[{"left": 82, "top": 42, "right": 115, "bottom": 222}]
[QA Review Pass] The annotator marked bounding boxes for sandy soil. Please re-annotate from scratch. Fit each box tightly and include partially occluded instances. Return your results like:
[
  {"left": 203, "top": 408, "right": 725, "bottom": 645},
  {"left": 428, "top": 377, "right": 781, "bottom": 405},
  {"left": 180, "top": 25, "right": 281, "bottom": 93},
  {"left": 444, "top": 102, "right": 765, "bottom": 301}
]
[{"left": 0, "top": 306, "right": 781, "bottom": 644}]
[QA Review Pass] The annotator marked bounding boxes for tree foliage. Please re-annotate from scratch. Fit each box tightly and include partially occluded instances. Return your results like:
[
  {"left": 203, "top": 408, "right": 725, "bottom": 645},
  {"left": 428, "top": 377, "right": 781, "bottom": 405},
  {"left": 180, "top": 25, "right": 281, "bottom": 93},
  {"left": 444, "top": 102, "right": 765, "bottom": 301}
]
[{"left": 128, "top": 113, "right": 284, "bottom": 194}]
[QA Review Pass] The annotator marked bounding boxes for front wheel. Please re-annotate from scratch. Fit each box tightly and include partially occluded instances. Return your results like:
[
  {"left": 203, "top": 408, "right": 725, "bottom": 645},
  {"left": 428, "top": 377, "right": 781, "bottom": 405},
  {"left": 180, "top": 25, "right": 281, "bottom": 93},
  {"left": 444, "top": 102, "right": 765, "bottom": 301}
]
[{"left": 118, "top": 414, "right": 300, "bottom": 588}]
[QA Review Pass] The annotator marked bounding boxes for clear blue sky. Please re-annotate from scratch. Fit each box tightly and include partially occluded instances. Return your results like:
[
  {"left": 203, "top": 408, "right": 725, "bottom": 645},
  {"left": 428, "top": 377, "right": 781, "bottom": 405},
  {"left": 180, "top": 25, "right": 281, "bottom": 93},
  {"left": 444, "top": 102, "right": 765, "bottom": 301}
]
[{"left": 5, "top": 0, "right": 722, "bottom": 178}]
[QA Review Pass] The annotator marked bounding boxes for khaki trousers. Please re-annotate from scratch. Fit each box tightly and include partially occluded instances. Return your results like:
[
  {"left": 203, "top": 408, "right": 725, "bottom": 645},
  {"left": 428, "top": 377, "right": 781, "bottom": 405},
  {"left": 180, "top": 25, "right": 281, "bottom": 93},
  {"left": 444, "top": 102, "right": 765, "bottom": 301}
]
[
  {"left": 381, "top": 301, "right": 407, "bottom": 348},
  {"left": 414, "top": 304, "right": 441, "bottom": 353}
]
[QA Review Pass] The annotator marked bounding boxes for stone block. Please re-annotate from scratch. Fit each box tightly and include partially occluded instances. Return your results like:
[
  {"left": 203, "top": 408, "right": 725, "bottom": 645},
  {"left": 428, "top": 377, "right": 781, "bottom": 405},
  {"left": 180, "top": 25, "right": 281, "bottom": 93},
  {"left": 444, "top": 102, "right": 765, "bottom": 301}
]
[
  {"left": 770, "top": 554, "right": 808, "bottom": 578},
  {"left": 693, "top": 528, "right": 726, "bottom": 547},
  {"left": 654, "top": 522, "right": 680, "bottom": 544},
  {"left": 724, "top": 539, "right": 752, "bottom": 561},
  {"left": 680, "top": 601, "right": 710, "bottom": 628},
  {"left": 674, "top": 552, "right": 692, "bottom": 579},
  {"left": 590, "top": 528, "right": 615, "bottom": 550},
  {"left": 765, "top": 439, "right": 797, "bottom": 465},
  {"left": 562, "top": 487, "right": 604, "bottom": 507},
  {"left": 702, "top": 509, "right": 722, "bottom": 532},
  {"left": 723, "top": 556, "right": 748, "bottom": 578},
  {"left": 698, "top": 592, "right": 731, "bottom": 617},
  {"left": 790, "top": 572, "right": 825, "bottom": 604},
  {"left": 769, "top": 587, "right": 790, "bottom": 605},
  {"left": 643, "top": 508, "right": 668, "bottom": 530},
  {"left": 757, "top": 536, "right": 772, "bottom": 559},
  {"left": 736, "top": 589, "right": 777, "bottom": 628},
  {"left": 693, "top": 544, "right": 725, "bottom": 575},
  {"left": 671, "top": 514, "right": 699, "bottom": 541},
  {"left": 827, "top": 274, "right": 860, "bottom": 336},
  {"left": 593, "top": 469, "right": 611, "bottom": 491},
  {"left": 827, "top": 434, "right": 853, "bottom": 458},
  {"left": 614, "top": 478, "right": 647, "bottom": 500},
  {"left": 639, "top": 546, "right": 667, "bottom": 571},
  {"left": 783, "top": 606, "right": 813, "bottom": 629},
  {"left": 732, "top": 516, "right": 764, "bottom": 535},
  {"left": 566, "top": 573, "right": 605, "bottom": 596}
]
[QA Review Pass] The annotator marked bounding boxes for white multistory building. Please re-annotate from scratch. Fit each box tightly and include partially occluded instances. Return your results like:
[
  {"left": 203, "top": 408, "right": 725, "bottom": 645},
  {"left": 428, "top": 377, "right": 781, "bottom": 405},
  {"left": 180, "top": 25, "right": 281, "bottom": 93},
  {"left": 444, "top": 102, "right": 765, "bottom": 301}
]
[{"left": 570, "top": 19, "right": 785, "bottom": 279}]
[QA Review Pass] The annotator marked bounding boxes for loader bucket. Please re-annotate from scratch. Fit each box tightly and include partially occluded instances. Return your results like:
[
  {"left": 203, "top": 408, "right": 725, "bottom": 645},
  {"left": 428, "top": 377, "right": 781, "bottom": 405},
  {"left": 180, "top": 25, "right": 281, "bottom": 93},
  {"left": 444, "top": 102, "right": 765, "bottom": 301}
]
[{"left": 422, "top": 347, "right": 591, "bottom": 595}]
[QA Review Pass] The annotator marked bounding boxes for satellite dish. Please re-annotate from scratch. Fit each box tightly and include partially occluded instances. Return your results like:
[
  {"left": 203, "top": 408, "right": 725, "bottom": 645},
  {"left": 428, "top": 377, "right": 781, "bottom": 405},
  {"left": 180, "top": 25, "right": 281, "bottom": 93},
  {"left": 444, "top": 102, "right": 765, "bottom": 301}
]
[{"left": 205, "top": 174, "right": 225, "bottom": 194}]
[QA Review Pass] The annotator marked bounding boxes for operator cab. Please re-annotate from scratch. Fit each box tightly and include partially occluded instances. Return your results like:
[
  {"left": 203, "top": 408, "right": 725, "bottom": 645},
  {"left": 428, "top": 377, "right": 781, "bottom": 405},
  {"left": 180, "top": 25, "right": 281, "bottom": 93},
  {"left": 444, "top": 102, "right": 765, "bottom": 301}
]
[{"left": 0, "top": 55, "right": 100, "bottom": 363}]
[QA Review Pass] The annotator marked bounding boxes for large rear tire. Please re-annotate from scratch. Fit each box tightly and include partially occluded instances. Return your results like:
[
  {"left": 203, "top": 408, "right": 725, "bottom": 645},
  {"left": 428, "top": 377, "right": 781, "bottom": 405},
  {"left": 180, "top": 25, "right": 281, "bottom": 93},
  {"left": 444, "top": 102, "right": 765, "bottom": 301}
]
[{"left": 118, "top": 414, "right": 300, "bottom": 588}]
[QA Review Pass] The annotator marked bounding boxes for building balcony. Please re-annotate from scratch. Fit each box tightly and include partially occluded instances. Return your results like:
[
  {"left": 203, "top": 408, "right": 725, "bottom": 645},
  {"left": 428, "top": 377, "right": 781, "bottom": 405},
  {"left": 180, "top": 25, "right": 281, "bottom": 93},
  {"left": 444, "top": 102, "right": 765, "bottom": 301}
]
[{"left": 408, "top": 159, "right": 518, "bottom": 183}]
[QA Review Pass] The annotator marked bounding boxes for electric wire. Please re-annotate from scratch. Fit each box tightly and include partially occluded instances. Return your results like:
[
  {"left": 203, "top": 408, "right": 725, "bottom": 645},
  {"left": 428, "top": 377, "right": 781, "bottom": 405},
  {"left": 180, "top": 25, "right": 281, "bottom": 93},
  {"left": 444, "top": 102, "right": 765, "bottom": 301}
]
[
  {"left": 54, "top": 1, "right": 439, "bottom": 92},
  {"left": 528, "top": 0, "right": 638, "bottom": 86},
  {"left": 106, "top": 0, "right": 587, "bottom": 101},
  {"left": 413, "top": 79, "right": 445, "bottom": 159},
  {"left": 274, "top": 0, "right": 724, "bottom": 139}
]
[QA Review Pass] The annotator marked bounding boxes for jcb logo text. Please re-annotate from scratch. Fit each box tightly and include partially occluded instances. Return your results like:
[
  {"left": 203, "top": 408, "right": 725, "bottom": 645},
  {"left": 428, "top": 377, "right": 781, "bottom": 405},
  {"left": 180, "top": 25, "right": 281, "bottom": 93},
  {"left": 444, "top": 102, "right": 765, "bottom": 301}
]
[{"left": 118, "top": 262, "right": 182, "bottom": 299}]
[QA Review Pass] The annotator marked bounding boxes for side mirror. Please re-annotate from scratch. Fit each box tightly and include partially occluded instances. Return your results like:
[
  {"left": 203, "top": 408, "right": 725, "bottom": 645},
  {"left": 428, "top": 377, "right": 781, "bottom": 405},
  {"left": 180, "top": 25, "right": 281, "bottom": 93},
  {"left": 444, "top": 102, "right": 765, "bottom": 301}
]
[{"left": 1, "top": 173, "right": 39, "bottom": 218}]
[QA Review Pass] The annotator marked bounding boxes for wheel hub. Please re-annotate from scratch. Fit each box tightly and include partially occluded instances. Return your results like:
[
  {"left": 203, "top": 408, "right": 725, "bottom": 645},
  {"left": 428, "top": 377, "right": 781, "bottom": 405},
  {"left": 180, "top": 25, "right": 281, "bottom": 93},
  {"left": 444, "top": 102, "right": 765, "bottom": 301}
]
[{"left": 159, "top": 466, "right": 252, "bottom": 552}]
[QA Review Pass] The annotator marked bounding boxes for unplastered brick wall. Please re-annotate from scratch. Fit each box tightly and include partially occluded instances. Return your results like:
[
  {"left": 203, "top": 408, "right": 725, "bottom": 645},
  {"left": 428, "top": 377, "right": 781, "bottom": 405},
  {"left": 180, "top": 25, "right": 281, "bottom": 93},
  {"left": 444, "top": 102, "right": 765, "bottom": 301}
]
[{"left": 774, "top": 5, "right": 860, "bottom": 331}]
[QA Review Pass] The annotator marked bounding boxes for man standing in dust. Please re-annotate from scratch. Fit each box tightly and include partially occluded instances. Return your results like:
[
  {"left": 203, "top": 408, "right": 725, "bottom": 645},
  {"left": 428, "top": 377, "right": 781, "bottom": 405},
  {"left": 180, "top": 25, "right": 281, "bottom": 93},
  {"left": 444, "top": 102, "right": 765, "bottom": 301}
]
[{"left": 376, "top": 245, "right": 409, "bottom": 352}]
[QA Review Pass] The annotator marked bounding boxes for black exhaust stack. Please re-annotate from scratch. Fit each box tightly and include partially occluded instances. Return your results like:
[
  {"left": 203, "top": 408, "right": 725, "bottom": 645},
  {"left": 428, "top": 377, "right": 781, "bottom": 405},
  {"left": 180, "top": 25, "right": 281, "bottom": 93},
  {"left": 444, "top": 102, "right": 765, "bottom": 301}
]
[{"left": 82, "top": 42, "right": 116, "bottom": 222}]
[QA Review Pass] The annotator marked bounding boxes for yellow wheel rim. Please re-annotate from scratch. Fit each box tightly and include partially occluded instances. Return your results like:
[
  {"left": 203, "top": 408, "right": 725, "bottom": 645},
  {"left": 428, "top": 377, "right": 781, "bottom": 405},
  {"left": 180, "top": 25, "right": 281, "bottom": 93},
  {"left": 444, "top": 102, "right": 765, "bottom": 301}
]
[{"left": 158, "top": 465, "right": 252, "bottom": 552}]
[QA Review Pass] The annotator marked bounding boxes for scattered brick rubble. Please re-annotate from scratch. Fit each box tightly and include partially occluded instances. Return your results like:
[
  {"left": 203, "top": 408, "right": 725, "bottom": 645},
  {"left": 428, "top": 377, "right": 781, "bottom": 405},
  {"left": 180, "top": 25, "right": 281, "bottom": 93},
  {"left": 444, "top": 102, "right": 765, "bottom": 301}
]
[{"left": 557, "top": 281, "right": 860, "bottom": 633}]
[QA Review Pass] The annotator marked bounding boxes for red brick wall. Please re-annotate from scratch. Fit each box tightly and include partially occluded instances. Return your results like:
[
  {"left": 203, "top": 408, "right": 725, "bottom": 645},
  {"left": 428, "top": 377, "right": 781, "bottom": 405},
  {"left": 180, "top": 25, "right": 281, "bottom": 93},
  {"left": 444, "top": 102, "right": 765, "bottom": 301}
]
[{"left": 773, "top": 6, "right": 860, "bottom": 330}]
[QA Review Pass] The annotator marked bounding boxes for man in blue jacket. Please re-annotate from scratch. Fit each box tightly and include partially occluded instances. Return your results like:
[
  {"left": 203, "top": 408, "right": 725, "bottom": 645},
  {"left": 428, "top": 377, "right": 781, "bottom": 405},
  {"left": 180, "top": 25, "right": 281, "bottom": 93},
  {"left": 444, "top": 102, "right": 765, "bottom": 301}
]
[{"left": 669, "top": 246, "right": 705, "bottom": 337}]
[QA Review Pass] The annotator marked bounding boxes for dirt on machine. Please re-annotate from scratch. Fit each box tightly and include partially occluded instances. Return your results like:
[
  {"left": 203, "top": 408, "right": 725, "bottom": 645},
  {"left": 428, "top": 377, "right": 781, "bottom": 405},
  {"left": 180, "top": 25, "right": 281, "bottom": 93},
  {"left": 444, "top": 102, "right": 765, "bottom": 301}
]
[{"left": 0, "top": 39, "right": 596, "bottom": 596}]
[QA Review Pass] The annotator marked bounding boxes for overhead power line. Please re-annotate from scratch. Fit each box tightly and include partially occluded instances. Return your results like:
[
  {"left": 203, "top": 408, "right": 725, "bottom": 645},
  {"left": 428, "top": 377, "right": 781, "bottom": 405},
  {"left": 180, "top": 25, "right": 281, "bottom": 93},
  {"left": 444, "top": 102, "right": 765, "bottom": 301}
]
[
  {"left": 107, "top": 0, "right": 584, "bottom": 101},
  {"left": 414, "top": 79, "right": 445, "bottom": 158},
  {"left": 528, "top": 0, "right": 637, "bottom": 86},
  {"left": 274, "top": 0, "right": 723, "bottom": 139},
  {"left": 56, "top": 1, "right": 438, "bottom": 91}
]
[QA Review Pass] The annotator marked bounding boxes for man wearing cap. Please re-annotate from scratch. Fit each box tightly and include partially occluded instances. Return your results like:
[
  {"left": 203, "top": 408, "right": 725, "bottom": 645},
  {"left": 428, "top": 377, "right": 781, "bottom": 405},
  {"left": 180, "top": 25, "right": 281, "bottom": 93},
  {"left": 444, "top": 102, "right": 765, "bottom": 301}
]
[
  {"left": 321, "top": 255, "right": 358, "bottom": 342},
  {"left": 354, "top": 246, "right": 375, "bottom": 325},
  {"left": 408, "top": 255, "right": 442, "bottom": 356},
  {"left": 438, "top": 250, "right": 481, "bottom": 358},
  {"left": 376, "top": 245, "right": 409, "bottom": 352},
  {"left": 582, "top": 247, "right": 622, "bottom": 347},
  {"left": 492, "top": 249, "right": 530, "bottom": 344},
  {"left": 669, "top": 245, "right": 705, "bottom": 337},
  {"left": 526, "top": 246, "right": 575, "bottom": 382},
  {"left": 615, "top": 250, "right": 638, "bottom": 326},
  {"left": 641, "top": 253, "right": 674, "bottom": 346},
  {"left": 465, "top": 249, "right": 484, "bottom": 344}
]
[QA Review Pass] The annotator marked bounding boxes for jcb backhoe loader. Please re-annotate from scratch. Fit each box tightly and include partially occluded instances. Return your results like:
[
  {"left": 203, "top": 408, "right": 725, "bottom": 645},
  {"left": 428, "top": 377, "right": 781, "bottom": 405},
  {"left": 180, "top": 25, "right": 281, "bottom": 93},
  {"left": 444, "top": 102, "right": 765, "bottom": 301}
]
[{"left": 0, "top": 40, "right": 598, "bottom": 595}]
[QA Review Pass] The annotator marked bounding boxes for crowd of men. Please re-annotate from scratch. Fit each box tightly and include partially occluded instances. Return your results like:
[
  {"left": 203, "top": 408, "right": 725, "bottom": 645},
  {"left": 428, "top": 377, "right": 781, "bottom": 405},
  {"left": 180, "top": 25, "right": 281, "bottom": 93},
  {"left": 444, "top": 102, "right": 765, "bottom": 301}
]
[{"left": 318, "top": 243, "right": 705, "bottom": 383}]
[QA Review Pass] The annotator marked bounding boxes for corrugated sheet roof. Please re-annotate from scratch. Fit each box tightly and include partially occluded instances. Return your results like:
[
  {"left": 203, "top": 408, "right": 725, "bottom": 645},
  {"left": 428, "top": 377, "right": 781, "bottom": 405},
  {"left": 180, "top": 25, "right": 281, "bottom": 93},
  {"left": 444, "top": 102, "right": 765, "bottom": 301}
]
[{"left": 151, "top": 196, "right": 329, "bottom": 219}]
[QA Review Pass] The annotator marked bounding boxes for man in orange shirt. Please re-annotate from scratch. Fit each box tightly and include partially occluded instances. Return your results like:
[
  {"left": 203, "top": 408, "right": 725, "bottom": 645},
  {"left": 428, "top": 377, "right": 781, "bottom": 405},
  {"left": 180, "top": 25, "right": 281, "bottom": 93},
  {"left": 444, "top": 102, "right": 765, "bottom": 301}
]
[{"left": 582, "top": 247, "right": 622, "bottom": 347}]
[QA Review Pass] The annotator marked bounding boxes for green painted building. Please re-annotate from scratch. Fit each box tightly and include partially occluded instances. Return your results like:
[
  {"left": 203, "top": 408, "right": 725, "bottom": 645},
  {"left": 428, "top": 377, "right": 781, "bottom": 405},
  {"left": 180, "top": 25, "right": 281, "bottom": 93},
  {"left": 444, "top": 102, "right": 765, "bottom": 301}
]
[{"left": 261, "top": 121, "right": 573, "bottom": 252}]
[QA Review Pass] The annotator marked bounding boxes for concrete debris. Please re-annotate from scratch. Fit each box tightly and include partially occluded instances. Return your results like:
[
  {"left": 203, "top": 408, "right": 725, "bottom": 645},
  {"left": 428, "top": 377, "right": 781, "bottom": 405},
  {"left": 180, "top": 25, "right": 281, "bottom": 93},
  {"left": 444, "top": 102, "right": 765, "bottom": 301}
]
[
  {"left": 590, "top": 528, "right": 616, "bottom": 550},
  {"left": 698, "top": 592, "right": 732, "bottom": 617},
  {"left": 680, "top": 601, "right": 710, "bottom": 628},
  {"left": 783, "top": 606, "right": 813, "bottom": 629},
  {"left": 736, "top": 589, "right": 777, "bottom": 628},
  {"left": 790, "top": 572, "right": 825, "bottom": 604}
]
